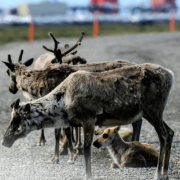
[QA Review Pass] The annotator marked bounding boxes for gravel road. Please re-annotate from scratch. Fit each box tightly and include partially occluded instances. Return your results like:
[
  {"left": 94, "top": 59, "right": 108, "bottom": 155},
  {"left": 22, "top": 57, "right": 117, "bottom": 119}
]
[{"left": 0, "top": 32, "right": 180, "bottom": 180}]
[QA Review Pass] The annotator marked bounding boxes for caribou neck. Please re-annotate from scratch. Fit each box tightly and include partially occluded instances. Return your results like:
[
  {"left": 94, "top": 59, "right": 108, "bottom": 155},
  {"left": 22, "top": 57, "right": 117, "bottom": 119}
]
[
  {"left": 22, "top": 94, "right": 69, "bottom": 131},
  {"left": 107, "top": 133, "right": 129, "bottom": 158}
]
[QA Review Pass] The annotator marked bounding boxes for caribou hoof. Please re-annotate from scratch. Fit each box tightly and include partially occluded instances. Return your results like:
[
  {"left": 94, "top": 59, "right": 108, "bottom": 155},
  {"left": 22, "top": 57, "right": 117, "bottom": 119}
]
[
  {"left": 153, "top": 174, "right": 169, "bottom": 180},
  {"left": 67, "top": 154, "right": 77, "bottom": 164},
  {"left": 67, "top": 159, "right": 75, "bottom": 164},
  {"left": 38, "top": 141, "right": 46, "bottom": 146},
  {"left": 38, "top": 138, "right": 46, "bottom": 146},
  {"left": 74, "top": 146, "right": 84, "bottom": 155},
  {"left": 38, "top": 137, "right": 46, "bottom": 146},
  {"left": 50, "top": 156, "right": 59, "bottom": 164},
  {"left": 59, "top": 147, "right": 68, "bottom": 155},
  {"left": 110, "top": 162, "right": 119, "bottom": 169}
]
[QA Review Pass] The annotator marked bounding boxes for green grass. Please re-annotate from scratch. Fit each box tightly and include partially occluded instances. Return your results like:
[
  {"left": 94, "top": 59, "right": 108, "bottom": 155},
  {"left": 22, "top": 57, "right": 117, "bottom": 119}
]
[{"left": 0, "top": 22, "right": 180, "bottom": 45}]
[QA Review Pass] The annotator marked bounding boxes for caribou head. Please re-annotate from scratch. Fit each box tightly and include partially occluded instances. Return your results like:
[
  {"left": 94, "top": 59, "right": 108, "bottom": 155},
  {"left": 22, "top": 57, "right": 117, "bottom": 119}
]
[
  {"left": 2, "top": 50, "right": 34, "bottom": 94},
  {"left": 2, "top": 99, "right": 31, "bottom": 147},
  {"left": 42, "top": 32, "right": 85, "bottom": 64}
]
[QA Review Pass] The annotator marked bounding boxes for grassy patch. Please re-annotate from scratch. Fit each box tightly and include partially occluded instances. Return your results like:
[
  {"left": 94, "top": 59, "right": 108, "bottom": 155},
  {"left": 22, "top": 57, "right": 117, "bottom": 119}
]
[{"left": 0, "top": 22, "right": 180, "bottom": 45}]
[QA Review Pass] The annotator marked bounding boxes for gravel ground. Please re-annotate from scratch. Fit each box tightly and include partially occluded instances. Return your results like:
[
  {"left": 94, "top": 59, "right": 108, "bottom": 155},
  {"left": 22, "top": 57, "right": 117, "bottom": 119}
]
[{"left": 0, "top": 32, "right": 180, "bottom": 180}]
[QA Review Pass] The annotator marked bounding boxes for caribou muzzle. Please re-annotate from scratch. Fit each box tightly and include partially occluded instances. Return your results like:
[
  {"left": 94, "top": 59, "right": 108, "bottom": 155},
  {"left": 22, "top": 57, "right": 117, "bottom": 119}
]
[
  {"left": 1, "top": 136, "right": 15, "bottom": 148},
  {"left": 9, "top": 86, "right": 18, "bottom": 94}
]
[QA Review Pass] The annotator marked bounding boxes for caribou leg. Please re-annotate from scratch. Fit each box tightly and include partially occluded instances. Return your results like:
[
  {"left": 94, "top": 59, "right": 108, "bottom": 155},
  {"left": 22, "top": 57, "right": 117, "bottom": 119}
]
[
  {"left": 64, "top": 127, "right": 75, "bottom": 163},
  {"left": 131, "top": 119, "right": 142, "bottom": 141},
  {"left": 74, "top": 127, "right": 83, "bottom": 155},
  {"left": 38, "top": 129, "right": 46, "bottom": 146},
  {"left": 59, "top": 128, "right": 69, "bottom": 155},
  {"left": 146, "top": 115, "right": 173, "bottom": 180},
  {"left": 163, "top": 122, "right": 174, "bottom": 179},
  {"left": 83, "top": 122, "right": 94, "bottom": 180},
  {"left": 51, "top": 128, "right": 61, "bottom": 164}
]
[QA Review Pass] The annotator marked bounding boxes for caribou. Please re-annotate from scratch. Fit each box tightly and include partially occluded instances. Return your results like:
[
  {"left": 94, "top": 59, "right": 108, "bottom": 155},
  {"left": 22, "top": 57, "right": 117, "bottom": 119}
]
[
  {"left": 2, "top": 63, "right": 174, "bottom": 180},
  {"left": 34, "top": 32, "right": 86, "bottom": 70},
  {"left": 93, "top": 126, "right": 158, "bottom": 168}
]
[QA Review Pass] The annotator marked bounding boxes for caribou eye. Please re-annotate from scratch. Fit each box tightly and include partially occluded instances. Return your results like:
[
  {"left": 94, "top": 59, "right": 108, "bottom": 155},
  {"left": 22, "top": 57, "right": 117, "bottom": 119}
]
[{"left": 103, "top": 133, "right": 108, "bottom": 139}]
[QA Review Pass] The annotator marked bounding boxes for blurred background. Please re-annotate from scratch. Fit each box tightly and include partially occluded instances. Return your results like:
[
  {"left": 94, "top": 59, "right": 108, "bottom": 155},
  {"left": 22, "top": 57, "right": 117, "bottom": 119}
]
[{"left": 0, "top": 0, "right": 179, "bottom": 45}]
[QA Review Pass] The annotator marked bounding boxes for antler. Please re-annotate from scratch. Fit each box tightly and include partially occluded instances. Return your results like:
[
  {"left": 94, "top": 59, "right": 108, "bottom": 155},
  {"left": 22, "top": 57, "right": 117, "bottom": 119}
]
[
  {"left": 42, "top": 33, "right": 60, "bottom": 53},
  {"left": 18, "top": 50, "right": 24, "bottom": 63},
  {"left": 42, "top": 32, "right": 85, "bottom": 64},
  {"left": 42, "top": 32, "right": 62, "bottom": 63},
  {"left": 7, "top": 50, "right": 23, "bottom": 64},
  {"left": 8, "top": 54, "right": 12, "bottom": 64}
]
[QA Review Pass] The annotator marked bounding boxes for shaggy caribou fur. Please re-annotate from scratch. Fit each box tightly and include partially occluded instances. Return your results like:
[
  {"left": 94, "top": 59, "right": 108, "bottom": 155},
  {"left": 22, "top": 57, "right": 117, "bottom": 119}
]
[
  {"left": 3, "top": 54, "right": 143, "bottom": 162},
  {"left": 34, "top": 53, "right": 87, "bottom": 70},
  {"left": 2, "top": 63, "right": 174, "bottom": 180},
  {"left": 93, "top": 126, "right": 158, "bottom": 168}
]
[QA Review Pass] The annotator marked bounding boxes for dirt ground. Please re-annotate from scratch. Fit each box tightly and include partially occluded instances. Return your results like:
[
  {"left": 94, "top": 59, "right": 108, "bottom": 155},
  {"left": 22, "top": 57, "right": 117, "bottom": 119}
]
[{"left": 0, "top": 32, "right": 180, "bottom": 180}]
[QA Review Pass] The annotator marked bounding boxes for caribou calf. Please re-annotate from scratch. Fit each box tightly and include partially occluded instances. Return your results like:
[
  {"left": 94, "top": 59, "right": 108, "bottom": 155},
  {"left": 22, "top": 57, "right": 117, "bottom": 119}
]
[
  {"left": 93, "top": 126, "right": 158, "bottom": 168},
  {"left": 2, "top": 63, "right": 174, "bottom": 180}
]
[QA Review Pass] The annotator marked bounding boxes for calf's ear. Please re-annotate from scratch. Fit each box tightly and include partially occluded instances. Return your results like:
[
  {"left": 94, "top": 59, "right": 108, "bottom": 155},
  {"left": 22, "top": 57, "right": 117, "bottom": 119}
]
[
  {"left": 11, "top": 99, "right": 20, "bottom": 109},
  {"left": 114, "top": 126, "right": 120, "bottom": 133}
]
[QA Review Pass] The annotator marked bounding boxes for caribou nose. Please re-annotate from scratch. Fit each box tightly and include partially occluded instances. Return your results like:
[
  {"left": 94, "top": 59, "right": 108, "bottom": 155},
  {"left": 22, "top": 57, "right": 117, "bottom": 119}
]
[
  {"left": 9, "top": 88, "right": 17, "bottom": 94},
  {"left": 93, "top": 140, "right": 101, "bottom": 148}
]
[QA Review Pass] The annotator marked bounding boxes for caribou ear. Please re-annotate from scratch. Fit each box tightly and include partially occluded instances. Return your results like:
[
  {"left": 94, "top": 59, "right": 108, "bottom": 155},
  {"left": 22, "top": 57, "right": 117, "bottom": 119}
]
[
  {"left": 2, "top": 61, "right": 14, "bottom": 72},
  {"left": 51, "top": 59, "right": 58, "bottom": 64},
  {"left": 23, "top": 104, "right": 31, "bottom": 113},
  {"left": 11, "top": 101, "right": 15, "bottom": 109},
  {"left": 11, "top": 99, "right": 20, "bottom": 109},
  {"left": 114, "top": 126, "right": 120, "bottom": 133},
  {"left": 23, "top": 58, "right": 34, "bottom": 67}
]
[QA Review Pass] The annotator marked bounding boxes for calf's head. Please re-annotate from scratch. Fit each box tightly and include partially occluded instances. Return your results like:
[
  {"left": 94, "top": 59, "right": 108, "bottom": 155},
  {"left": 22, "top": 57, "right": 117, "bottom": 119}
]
[
  {"left": 2, "top": 50, "right": 34, "bottom": 94},
  {"left": 2, "top": 99, "right": 31, "bottom": 148},
  {"left": 93, "top": 126, "right": 120, "bottom": 148}
]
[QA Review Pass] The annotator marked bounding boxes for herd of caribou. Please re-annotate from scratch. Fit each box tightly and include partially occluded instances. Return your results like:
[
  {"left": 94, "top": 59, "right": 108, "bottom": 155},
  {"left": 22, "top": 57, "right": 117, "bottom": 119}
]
[{"left": 1, "top": 32, "right": 174, "bottom": 180}]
